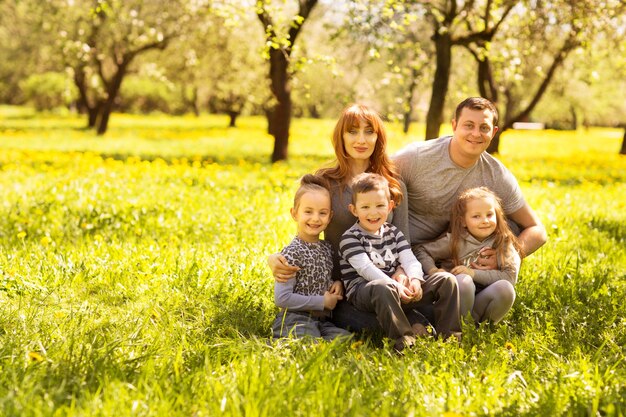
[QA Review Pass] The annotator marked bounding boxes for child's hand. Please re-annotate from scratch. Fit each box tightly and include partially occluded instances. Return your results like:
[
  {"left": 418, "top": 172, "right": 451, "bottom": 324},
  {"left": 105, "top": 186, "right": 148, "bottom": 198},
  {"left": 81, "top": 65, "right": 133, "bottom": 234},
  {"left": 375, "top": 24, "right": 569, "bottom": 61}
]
[
  {"left": 427, "top": 267, "right": 446, "bottom": 275},
  {"left": 408, "top": 279, "right": 423, "bottom": 301},
  {"left": 470, "top": 247, "right": 497, "bottom": 270},
  {"left": 323, "top": 291, "right": 343, "bottom": 310},
  {"left": 329, "top": 280, "right": 344, "bottom": 297},
  {"left": 393, "top": 273, "right": 410, "bottom": 287},
  {"left": 451, "top": 265, "right": 475, "bottom": 278},
  {"left": 392, "top": 281, "right": 415, "bottom": 304},
  {"left": 268, "top": 253, "right": 300, "bottom": 282},
  {"left": 392, "top": 267, "right": 409, "bottom": 286}
]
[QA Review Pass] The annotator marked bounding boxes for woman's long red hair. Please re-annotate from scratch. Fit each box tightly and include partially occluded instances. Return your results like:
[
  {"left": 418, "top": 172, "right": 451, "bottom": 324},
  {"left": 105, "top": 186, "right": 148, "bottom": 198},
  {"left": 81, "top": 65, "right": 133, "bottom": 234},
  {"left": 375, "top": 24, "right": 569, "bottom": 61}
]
[{"left": 316, "top": 104, "right": 403, "bottom": 205}]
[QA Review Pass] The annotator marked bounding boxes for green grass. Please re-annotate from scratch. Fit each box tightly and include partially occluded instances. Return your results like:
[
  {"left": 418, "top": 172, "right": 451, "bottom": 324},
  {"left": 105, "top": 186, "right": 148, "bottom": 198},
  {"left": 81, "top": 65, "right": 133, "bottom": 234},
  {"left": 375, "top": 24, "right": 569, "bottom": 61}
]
[{"left": 0, "top": 107, "right": 625, "bottom": 416}]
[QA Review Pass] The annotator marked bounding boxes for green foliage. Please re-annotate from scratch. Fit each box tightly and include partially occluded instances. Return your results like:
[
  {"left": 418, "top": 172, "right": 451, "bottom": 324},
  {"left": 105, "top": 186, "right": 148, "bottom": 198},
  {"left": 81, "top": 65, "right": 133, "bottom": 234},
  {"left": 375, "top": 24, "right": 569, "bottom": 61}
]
[
  {"left": 118, "top": 75, "right": 185, "bottom": 114},
  {"left": 19, "top": 72, "right": 78, "bottom": 111},
  {"left": 0, "top": 109, "right": 625, "bottom": 416}
]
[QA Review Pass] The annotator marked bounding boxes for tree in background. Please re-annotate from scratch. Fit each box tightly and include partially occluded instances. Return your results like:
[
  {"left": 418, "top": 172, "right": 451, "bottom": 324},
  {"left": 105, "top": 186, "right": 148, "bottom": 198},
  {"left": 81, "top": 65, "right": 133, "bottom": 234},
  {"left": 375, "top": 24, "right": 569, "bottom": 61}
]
[
  {"left": 47, "top": 0, "right": 206, "bottom": 134},
  {"left": 157, "top": 7, "right": 266, "bottom": 126},
  {"left": 459, "top": 0, "right": 623, "bottom": 153},
  {"left": 256, "top": 0, "right": 318, "bottom": 162},
  {"left": 0, "top": 1, "right": 64, "bottom": 104},
  {"left": 338, "top": 0, "right": 433, "bottom": 133},
  {"left": 417, "top": 0, "right": 518, "bottom": 140}
]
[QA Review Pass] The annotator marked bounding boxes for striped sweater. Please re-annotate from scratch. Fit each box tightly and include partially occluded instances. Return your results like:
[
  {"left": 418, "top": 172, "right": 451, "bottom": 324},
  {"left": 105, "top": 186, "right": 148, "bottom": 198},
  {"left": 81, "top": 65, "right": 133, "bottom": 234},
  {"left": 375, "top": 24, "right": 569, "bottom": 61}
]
[{"left": 339, "top": 222, "right": 424, "bottom": 298}]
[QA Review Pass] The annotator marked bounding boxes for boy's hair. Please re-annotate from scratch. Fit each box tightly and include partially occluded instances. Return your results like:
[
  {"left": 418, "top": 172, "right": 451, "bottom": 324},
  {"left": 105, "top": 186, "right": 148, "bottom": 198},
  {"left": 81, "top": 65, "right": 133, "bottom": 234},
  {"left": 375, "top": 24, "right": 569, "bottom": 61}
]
[
  {"left": 449, "top": 187, "right": 523, "bottom": 266},
  {"left": 316, "top": 103, "right": 403, "bottom": 206},
  {"left": 293, "top": 174, "right": 330, "bottom": 210},
  {"left": 454, "top": 97, "right": 499, "bottom": 126},
  {"left": 350, "top": 173, "right": 390, "bottom": 205}
]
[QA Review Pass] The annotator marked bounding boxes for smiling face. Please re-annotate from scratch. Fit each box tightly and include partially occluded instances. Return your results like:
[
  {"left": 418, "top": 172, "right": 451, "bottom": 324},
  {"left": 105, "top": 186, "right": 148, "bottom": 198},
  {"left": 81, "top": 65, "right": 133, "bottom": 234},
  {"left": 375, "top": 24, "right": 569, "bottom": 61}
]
[
  {"left": 291, "top": 189, "right": 332, "bottom": 243},
  {"left": 349, "top": 188, "right": 394, "bottom": 234},
  {"left": 450, "top": 107, "right": 498, "bottom": 167},
  {"left": 463, "top": 197, "right": 498, "bottom": 241},
  {"left": 343, "top": 117, "right": 378, "bottom": 163}
]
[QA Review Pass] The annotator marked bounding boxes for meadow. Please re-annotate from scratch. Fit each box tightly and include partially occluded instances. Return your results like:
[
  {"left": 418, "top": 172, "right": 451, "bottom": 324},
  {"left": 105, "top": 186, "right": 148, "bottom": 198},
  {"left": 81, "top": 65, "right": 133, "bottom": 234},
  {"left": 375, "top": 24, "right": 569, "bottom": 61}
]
[{"left": 0, "top": 106, "right": 625, "bottom": 416}]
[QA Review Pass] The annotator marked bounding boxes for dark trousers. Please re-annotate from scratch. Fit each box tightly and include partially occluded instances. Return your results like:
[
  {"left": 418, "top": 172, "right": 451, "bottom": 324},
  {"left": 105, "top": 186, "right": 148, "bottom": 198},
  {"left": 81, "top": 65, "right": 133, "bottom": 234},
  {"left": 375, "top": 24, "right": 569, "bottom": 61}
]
[{"left": 331, "top": 272, "right": 461, "bottom": 338}]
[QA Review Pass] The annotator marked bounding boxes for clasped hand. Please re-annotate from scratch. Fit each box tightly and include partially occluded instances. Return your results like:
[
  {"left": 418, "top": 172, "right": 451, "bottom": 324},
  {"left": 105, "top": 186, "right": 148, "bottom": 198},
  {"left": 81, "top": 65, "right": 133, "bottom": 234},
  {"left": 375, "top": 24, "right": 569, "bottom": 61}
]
[{"left": 392, "top": 273, "right": 423, "bottom": 303}]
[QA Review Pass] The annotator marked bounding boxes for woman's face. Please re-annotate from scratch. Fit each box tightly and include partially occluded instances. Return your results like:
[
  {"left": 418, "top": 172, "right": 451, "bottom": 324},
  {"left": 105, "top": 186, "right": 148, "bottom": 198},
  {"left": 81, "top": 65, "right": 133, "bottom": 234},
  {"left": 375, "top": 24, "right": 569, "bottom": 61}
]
[{"left": 343, "top": 118, "right": 378, "bottom": 162}]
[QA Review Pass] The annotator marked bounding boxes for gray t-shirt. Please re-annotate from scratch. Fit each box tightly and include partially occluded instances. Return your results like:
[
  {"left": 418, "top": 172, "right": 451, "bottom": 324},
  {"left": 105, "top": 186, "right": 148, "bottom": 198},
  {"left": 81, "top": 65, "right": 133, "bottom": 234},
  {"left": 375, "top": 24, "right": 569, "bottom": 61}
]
[{"left": 392, "top": 136, "right": 525, "bottom": 245}]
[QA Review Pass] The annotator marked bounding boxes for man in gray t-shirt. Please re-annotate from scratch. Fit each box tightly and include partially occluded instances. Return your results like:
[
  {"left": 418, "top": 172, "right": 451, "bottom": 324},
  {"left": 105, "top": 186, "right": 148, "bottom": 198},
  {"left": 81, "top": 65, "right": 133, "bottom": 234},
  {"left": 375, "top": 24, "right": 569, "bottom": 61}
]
[{"left": 393, "top": 97, "right": 547, "bottom": 266}]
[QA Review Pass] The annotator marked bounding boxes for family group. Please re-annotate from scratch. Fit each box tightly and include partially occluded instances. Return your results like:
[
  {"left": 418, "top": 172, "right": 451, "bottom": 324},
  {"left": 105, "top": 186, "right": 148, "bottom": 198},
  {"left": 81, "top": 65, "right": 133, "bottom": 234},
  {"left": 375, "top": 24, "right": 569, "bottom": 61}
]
[{"left": 268, "top": 97, "right": 547, "bottom": 352}]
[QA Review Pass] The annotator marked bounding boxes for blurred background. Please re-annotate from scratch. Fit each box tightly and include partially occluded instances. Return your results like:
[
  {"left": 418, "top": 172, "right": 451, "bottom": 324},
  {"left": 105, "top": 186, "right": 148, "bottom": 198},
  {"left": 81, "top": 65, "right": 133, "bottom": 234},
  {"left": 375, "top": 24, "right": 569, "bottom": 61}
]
[{"left": 1, "top": 0, "right": 624, "bottom": 160}]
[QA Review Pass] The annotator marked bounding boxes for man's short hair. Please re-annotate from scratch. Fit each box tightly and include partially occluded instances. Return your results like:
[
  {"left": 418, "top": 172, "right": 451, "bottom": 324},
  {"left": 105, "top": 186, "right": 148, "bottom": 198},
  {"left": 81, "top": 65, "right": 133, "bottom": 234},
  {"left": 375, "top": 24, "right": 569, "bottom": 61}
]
[{"left": 454, "top": 97, "right": 499, "bottom": 126}]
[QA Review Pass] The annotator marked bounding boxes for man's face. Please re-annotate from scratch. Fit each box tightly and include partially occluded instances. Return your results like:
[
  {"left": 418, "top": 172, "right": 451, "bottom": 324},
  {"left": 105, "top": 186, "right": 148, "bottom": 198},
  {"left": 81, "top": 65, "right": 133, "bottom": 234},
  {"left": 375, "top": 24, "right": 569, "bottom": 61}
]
[{"left": 451, "top": 107, "right": 498, "bottom": 160}]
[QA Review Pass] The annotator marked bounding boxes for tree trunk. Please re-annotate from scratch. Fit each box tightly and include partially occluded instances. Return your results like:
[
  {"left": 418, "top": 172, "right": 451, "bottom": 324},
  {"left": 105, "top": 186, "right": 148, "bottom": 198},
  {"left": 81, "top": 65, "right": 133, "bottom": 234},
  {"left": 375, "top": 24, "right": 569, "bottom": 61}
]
[
  {"left": 403, "top": 111, "right": 412, "bottom": 134},
  {"left": 482, "top": 36, "right": 576, "bottom": 154},
  {"left": 268, "top": 50, "right": 291, "bottom": 162},
  {"left": 486, "top": 128, "right": 502, "bottom": 154},
  {"left": 620, "top": 128, "right": 626, "bottom": 155},
  {"left": 73, "top": 67, "right": 101, "bottom": 129},
  {"left": 97, "top": 62, "right": 128, "bottom": 135},
  {"left": 425, "top": 33, "right": 452, "bottom": 140},
  {"left": 228, "top": 111, "right": 239, "bottom": 128},
  {"left": 88, "top": 105, "right": 99, "bottom": 128},
  {"left": 403, "top": 66, "right": 420, "bottom": 134},
  {"left": 477, "top": 57, "right": 498, "bottom": 103},
  {"left": 570, "top": 105, "right": 578, "bottom": 130},
  {"left": 309, "top": 104, "right": 320, "bottom": 119},
  {"left": 264, "top": 105, "right": 275, "bottom": 135},
  {"left": 97, "top": 102, "right": 112, "bottom": 135},
  {"left": 475, "top": 55, "right": 502, "bottom": 154}
]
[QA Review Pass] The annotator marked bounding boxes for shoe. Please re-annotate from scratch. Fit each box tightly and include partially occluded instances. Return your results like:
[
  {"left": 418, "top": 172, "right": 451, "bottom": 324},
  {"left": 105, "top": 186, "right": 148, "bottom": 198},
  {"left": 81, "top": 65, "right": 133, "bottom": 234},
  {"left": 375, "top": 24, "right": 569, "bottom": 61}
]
[
  {"left": 408, "top": 309, "right": 437, "bottom": 338},
  {"left": 393, "top": 335, "right": 416, "bottom": 353},
  {"left": 411, "top": 322, "right": 430, "bottom": 337}
]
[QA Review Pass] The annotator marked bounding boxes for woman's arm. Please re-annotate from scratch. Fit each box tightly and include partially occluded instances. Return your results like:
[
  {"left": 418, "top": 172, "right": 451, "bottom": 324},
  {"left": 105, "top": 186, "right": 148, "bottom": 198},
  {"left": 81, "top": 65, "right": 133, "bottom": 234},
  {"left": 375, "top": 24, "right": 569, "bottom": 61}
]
[{"left": 268, "top": 253, "right": 300, "bottom": 283}]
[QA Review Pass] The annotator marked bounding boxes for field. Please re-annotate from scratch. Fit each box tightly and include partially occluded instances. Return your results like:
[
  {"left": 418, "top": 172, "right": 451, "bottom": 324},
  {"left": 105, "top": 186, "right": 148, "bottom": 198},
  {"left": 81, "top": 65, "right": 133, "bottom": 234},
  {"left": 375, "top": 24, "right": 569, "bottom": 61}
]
[{"left": 1, "top": 107, "right": 625, "bottom": 416}]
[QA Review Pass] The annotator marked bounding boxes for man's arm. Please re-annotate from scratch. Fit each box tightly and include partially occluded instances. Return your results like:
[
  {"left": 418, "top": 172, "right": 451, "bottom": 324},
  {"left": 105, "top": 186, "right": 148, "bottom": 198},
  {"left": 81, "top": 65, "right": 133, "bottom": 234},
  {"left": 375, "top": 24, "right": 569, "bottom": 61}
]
[{"left": 508, "top": 202, "right": 548, "bottom": 257}]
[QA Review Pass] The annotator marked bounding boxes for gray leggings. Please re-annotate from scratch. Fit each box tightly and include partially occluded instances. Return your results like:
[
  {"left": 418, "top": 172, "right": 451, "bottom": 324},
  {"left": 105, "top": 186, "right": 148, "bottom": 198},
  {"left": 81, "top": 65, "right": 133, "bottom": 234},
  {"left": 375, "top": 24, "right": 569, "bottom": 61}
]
[
  {"left": 456, "top": 274, "right": 516, "bottom": 324},
  {"left": 272, "top": 310, "right": 352, "bottom": 341}
]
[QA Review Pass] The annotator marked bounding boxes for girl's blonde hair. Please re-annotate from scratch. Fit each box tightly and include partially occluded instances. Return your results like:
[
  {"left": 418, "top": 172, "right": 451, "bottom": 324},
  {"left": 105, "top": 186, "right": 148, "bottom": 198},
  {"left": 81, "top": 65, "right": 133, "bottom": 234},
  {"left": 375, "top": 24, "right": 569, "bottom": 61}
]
[
  {"left": 293, "top": 174, "right": 330, "bottom": 211},
  {"left": 316, "top": 104, "right": 403, "bottom": 206},
  {"left": 450, "top": 187, "right": 523, "bottom": 266}
]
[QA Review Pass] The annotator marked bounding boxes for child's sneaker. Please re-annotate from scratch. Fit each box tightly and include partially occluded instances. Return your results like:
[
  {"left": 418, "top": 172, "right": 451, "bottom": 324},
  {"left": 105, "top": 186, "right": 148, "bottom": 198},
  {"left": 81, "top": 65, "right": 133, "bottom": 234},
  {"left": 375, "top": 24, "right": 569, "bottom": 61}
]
[{"left": 393, "top": 335, "right": 416, "bottom": 353}]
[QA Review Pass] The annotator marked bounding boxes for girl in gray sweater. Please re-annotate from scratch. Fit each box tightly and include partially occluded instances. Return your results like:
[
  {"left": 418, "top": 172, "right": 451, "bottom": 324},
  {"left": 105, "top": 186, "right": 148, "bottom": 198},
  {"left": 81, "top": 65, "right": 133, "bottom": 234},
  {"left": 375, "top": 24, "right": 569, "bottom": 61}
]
[{"left": 415, "top": 187, "right": 523, "bottom": 324}]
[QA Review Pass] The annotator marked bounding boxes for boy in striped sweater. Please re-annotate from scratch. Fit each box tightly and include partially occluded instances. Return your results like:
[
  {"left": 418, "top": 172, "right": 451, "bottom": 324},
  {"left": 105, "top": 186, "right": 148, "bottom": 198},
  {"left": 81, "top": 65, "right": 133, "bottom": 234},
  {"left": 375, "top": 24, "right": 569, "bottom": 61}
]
[{"left": 339, "top": 173, "right": 461, "bottom": 351}]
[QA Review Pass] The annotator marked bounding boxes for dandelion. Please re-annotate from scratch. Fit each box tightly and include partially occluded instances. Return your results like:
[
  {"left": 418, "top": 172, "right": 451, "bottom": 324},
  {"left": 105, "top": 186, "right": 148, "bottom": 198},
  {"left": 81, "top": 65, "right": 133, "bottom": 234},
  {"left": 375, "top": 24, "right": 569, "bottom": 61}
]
[
  {"left": 351, "top": 340, "right": 364, "bottom": 350},
  {"left": 17, "top": 231, "right": 27, "bottom": 239},
  {"left": 150, "top": 308, "right": 161, "bottom": 322},
  {"left": 28, "top": 351, "right": 44, "bottom": 362},
  {"left": 505, "top": 342, "right": 515, "bottom": 352},
  {"left": 40, "top": 236, "right": 52, "bottom": 246}
]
